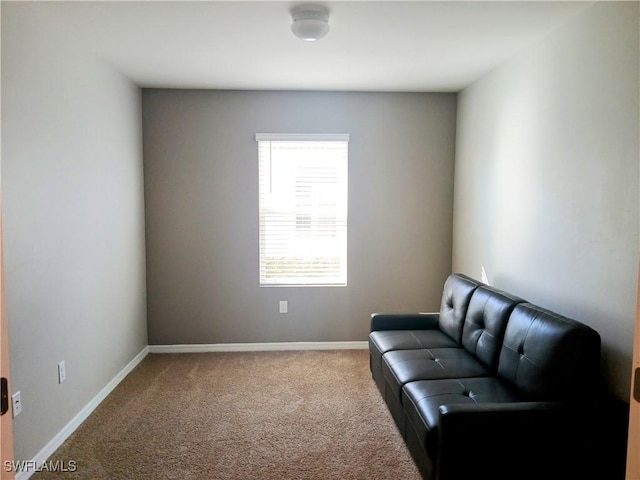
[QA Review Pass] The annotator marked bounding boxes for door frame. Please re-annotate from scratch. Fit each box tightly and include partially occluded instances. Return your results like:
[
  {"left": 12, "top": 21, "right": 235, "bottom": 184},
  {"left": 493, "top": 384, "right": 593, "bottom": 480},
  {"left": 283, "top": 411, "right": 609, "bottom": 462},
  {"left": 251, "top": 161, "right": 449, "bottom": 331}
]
[
  {"left": 626, "top": 262, "right": 640, "bottom": 479},
  {"left": 0, "top": 197, "right": 15, "bottom": 479}
]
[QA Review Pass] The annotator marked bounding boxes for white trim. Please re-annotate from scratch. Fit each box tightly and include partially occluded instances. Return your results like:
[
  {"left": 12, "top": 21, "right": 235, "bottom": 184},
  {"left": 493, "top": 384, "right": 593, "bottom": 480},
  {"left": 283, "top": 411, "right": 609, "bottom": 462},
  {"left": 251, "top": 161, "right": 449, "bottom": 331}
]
[
  {"left": 15, "top": 347, "right": 149, "bottom": 480},
  {"left": 148, "top": 341, "right": 368, "bottom": 354},
  {"left": 255, "top": 133, "right": 350, "bottom": 142}
]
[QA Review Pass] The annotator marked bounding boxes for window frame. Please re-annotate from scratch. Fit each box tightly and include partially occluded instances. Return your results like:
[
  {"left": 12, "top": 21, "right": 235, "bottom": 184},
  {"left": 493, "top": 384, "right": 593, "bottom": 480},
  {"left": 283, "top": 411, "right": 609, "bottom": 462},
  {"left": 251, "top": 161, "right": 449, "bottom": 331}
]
[{"left": 256, "top": 133, "right": 349, "bottom": 287}]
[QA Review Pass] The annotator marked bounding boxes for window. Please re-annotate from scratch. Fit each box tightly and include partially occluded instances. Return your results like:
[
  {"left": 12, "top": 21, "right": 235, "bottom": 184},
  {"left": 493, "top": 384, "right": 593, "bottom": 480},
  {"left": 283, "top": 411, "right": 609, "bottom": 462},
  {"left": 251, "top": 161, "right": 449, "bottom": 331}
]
[{"left": 256, "top": 133, "right": 349, "bottom": 286}]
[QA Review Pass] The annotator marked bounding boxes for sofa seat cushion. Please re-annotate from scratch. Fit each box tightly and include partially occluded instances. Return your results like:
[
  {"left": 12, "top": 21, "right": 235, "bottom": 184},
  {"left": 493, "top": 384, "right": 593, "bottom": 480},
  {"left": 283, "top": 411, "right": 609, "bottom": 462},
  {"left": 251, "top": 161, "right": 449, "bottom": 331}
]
[
  {"left": 369, "top": 330, "right": 459, "bottom": 369},
  {"left": 382, "top": 348, "right": 491, "bottom": 401},
  {"left": 402, "top": 377, "right": 524, "bottom": 457}
]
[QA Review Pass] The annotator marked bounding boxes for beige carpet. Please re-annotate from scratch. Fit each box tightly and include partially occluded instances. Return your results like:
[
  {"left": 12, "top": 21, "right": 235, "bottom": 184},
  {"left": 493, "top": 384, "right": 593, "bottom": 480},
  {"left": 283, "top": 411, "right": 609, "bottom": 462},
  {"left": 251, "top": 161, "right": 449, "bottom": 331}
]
[{"left": 33, "top": 350, "right": 421, "bottom": 479}]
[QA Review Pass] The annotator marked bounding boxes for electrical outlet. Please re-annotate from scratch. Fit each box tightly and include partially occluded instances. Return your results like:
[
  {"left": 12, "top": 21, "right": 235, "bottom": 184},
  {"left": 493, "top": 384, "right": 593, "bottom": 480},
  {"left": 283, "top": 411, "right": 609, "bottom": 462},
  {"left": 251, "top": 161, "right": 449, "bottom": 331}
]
[
  {"left": 12, "top": 391, "right": 22, "bottom": 417},
  {"left": 58, "top": 361, "right": 66, "bottom": 384},
  {"left": 279, "top": 300, "right": 288, "bottom": 314}
]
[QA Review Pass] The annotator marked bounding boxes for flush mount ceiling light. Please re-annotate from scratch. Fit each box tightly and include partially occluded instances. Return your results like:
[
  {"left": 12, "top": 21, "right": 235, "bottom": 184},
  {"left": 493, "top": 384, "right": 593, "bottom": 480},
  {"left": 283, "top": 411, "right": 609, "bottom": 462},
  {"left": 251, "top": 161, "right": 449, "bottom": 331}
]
[{"left": 291, "top": 5, "right": 330, "bottom": 41}]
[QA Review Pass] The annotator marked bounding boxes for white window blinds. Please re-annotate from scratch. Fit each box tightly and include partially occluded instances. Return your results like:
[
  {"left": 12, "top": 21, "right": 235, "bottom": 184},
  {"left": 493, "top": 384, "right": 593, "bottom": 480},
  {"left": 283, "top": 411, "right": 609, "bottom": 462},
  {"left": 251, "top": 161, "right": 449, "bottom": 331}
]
[{"left": 256, "top": 134, "right": 349, "bottom": 286}]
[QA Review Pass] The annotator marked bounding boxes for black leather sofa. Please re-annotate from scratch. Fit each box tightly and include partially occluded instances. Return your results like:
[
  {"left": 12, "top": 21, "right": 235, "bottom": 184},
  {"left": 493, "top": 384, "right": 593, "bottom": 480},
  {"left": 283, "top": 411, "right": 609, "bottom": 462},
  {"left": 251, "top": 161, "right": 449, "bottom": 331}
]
[{"left": 369, "top": 273, "right": 603, "bottom": 480}]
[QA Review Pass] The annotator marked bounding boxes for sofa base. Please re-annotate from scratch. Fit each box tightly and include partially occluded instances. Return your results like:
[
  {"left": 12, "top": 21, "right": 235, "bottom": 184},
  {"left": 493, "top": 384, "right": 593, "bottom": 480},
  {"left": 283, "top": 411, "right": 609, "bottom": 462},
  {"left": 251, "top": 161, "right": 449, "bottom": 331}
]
[
  {"left": 405, "top": 418, "right": 435, "bottom": 480},
  {"left": 370, "top": 352, "right": 386, "bottom": 396},
  {"left": 383, "top": 380, "right": 407, "bottom": 438}
]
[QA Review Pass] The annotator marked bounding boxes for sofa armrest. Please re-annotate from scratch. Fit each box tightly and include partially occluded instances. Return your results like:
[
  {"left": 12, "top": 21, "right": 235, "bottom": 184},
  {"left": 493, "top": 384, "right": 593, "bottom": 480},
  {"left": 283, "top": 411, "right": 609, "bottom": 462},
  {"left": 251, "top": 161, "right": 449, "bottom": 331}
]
[
  {"left": 436, "top": 402, "right": 590, "bottom": 480},
  {"left": 370, "top": 312, "right": 439, "bottom": 332}
]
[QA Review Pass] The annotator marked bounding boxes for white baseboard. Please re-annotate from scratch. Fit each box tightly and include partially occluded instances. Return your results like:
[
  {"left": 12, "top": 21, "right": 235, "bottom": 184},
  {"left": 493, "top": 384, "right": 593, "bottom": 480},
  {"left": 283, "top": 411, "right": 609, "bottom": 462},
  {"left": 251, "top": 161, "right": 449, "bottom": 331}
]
[
  {"left": 148, "top": 341, "right": 368, "bottom": 353},
  {"left": 15, "top": 346, "right": 149, "bottom": 480}
]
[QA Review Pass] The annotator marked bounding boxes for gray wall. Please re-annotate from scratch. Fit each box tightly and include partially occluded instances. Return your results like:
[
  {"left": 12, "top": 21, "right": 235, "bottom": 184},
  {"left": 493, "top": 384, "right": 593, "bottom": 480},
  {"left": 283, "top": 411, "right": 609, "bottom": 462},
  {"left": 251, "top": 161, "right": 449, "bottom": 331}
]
[
  {"left": 2, "top": 3, "right": 148, "bottom": 460},
  {"left": 143, "top": 90, "right": 457, "bottom": 345},
  {"left": 453, "top": 1, "right": 639, "bottom": 401}
]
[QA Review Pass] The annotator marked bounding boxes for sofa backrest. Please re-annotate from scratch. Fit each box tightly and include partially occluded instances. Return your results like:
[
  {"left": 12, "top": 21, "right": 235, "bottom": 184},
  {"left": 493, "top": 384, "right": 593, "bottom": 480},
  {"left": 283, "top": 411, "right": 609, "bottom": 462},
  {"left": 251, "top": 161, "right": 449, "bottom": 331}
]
[
  {"left": 498, "top": 303, "right": 601, "bottom": 403},
  {"left": 439, "top": 274, "right": 481, "bottom": 344},
  {"left": 461, "top": 285, "right": 524, "bottom": 370}
]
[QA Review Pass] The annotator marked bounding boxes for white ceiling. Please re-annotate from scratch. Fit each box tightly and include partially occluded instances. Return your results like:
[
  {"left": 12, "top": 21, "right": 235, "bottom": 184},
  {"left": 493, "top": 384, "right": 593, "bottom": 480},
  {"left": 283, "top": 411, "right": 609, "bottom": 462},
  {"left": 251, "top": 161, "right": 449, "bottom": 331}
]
[{"left": 26, "top": 1, "right": 594, "bottom": 92}]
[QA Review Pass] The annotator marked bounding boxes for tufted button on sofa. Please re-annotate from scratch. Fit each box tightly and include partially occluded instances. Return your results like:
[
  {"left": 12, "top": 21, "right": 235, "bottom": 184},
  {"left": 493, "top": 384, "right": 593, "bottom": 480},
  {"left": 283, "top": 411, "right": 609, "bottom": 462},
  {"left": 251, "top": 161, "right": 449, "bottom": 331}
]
[{"left": 369, "top": 273, "right": 603, "bottom": 480}]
